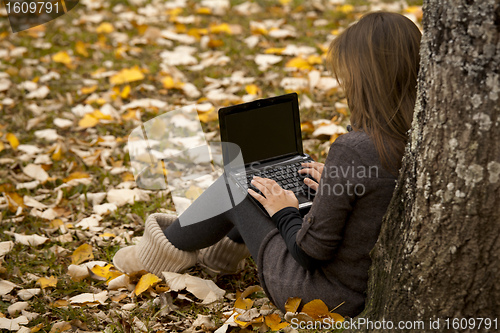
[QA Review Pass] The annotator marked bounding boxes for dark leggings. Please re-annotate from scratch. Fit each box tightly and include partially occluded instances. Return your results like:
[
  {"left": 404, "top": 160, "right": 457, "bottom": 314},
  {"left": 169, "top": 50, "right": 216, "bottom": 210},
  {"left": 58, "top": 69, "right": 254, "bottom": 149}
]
[{"left": 164, "top": 175, "right": 275, "bottom": 258}]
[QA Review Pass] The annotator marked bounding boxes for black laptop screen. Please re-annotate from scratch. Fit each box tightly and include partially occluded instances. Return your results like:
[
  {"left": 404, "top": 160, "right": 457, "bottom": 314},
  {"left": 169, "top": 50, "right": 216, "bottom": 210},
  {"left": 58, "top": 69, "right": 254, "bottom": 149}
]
[{"left": 223, "top": 100, "right": 299, "bottom": 165}]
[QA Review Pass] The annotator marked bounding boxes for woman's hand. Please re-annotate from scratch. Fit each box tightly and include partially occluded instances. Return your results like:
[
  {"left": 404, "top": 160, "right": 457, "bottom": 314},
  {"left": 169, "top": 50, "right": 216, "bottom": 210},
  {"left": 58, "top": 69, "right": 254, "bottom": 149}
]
[
  {"left": 298, "top": 162, "right": 324, "bottom": 192},
  {"left": 247, "top": 176, "right": 299, "bottom": 217}
]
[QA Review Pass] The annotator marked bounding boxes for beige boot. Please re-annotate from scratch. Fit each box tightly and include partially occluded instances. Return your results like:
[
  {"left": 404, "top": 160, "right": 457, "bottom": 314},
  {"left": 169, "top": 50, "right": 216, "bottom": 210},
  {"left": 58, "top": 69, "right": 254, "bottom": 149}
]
[
  {"left": 198, "top": 236, "right": 251, "bottom": 274},
  {"left": 113, "top": 213, "right": 198, "bottom": 277}
]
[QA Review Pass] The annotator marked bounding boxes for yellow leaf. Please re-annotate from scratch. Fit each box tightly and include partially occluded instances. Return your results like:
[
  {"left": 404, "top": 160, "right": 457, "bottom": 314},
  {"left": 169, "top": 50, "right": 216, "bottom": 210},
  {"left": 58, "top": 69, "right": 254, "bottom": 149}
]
[
  {"left": 265, "top": 313, "right": 289, "bottom": 331},
  {"left": 209, "top": 23, "right": 232, "bottom": 34},
  {"left": 49, "top": 219, "right": 64, "bottom": 228},
  {"left": 6, "top": 133, "right": 19, "bottom": 149},
  {"left": 75, "top": 41, "right": 89, "bottom": 57},
  {"left": 234, "top": 297, "right": 254, "bottom": 310},
  {"left": 302, "top": 299, "right": 329, "bottom": 319},
  {"left": 52, "top": 145, "right": 63, "bottom": 161},
  {"left": 185, "top": 185, "right": 204, "bottom": 200},
  {"left": 52, "top": 51, "right": 72, "bottom": 65},
  {"left": 161, "top": 76, "right": 184, "bottom": 89},
  {"left": 5, "top": 192, "right": 25, "bottom": 213},
  {"left": 301, "top": 121, "right": 315, "bottom": 134},
  {"left": 339, "top": 4, "right": 354, "bottom": 14},
  {"left": 285, "top": 57, "right": 313, "bottom": 71},
  {"left": 134, "top": 273, "right": 162, "bottom": 296},
  {"left": 78, "top": 114, "right": 99, "bottom": 128},
  {"left": 99, "top": 232, "right": 116, "bottom": 238},
  {"left": 245, "top": 84, "right": 259, "bottom": 95},
  {"left": 110, "top": 66, "right": 145, "bottom": 85},
  {"left": 37, "top": 276, "right": 58, "bottom": 289},
  {"left": 329, "top": 312, "right": 345, "bottom": 322},
  {"left": 264, "top": 47, "right": 286, "bottom": 54},
  {"left": 234, "top": 314, "right": 252, "bottom": 328},
  {"left": 285, "top": 297, "right": 302, "bottom": 313},
  {"left": 49, "top": 321, "right": 72, "bottom": 333},
  {"left": 197, "top": 109, "right": 217, "bottom": 123},
  {"left": 121, "top": 172, "right": 135, "bottom": 182},
  {"left": 279, "top": 0, "right": 292, "bottom": 4},
  {"left": 90, "top": 264, "right": 121, "bottom": 282},
  {"left": 31, "top": 323, "right": 44, "bottom": 332},
  {"left": 80, "top": 85, "right": 97, "bottom": 95},
  {"left": 71, "top": 243, "right": 94, "bottom": 265},
  {"left": 307, "top": 54, "right": 323, "bottom": 65},
  {"left": 90, "top": 110, "right": 112, "bottom": 121},
  {"left": 122, "top": 110, "right": 138, "bottom": 121},
  {"left": 240, "top": 285, "right": 263, "bottom": 298},
  {"left": 64, "top": 171, "right": 90, "bottom": 183},
  {"left": 207, "top": 38, "right": 224, "bottom": 48},
  {"left": 121, "top": 85, "right": 131, "bottom": 99},
  {"left": 51, "top": 299, "right": 70, "bottom": 308},
  {"left": 96, "top": 22, "right": 114, "bottom": 34},
  {"left": 0, "top": 141, "right": 4, "bottom": 153},
  {"left": 196, "top": 7, "right": 212, "bottom": 15}
]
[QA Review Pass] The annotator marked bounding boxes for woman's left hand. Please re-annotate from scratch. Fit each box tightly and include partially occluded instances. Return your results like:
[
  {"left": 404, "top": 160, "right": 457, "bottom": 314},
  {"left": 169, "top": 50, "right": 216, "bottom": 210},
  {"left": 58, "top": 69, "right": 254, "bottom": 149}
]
[{"left": 247, "top": 176, "right": 299, "bottom": 217}]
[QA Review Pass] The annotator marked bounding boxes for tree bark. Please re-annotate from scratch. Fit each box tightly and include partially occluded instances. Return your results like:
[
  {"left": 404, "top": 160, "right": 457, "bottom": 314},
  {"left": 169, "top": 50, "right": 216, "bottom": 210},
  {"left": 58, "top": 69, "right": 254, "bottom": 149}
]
[{"left": 354, "top": 1, "right": 500, "bottom": 332}]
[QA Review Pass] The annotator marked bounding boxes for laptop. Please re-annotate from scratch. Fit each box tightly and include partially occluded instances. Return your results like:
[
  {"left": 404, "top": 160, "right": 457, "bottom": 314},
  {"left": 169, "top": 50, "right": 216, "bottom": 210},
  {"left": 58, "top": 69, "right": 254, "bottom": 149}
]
[{"left": 218, "top": 92, "right": 315, "bottom": 216}]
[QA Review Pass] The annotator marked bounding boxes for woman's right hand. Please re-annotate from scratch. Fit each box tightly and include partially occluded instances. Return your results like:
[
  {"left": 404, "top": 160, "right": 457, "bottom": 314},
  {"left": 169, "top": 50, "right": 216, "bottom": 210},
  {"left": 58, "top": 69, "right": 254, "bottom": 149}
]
[{"left": 299, "top": 162, "right": 324, "bottom": 192}]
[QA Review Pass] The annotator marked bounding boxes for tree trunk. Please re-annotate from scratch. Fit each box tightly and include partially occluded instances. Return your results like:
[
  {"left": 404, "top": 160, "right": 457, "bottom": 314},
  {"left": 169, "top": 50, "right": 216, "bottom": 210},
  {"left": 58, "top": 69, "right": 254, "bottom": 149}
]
[{"left": 354, "top": 1, "right": 500, "bottom": 332}]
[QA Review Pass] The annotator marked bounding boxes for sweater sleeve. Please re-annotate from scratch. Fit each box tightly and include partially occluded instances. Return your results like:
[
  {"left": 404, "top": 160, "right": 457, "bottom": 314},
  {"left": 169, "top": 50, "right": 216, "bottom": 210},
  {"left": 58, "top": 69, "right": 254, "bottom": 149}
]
[
  {"left": 271, "top": 207, "right": 318, "bottom": 270},
  {"left": 296, "top": 142, "right": 361, "bottom": 261}
]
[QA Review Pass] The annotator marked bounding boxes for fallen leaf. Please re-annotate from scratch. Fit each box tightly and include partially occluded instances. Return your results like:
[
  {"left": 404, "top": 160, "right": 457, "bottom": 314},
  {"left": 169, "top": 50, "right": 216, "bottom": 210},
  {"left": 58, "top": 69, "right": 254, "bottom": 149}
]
[
  {"left": 17, "top": 288, "right": 41, "bottom": 300},
  {"left": 0, "top": 316, "right": 29, "bottom": 331},
  {"left": 240, "top": 285, "right": 263, "bottom": 298},
  {"left": 285, "top": 297, "right": 302, "bottom": 313},
  {"left": 6, "top": 133, "right": 19, "bottom": 149},
  {"left": 78, "top": 113, "right": 100, "bottom": 128},
  {"left": 110, "top": 66, "right": 145, "bottom": 85},
  {"left": 301, "top": 299, "right": 329, "bottom": 319},
  {"left": 185, "top": 275, "right": 225, "bottom": 304},
  {"left": 4, "top": 192, "right": 25, "bottom": 212},
  {"left": 71, "top": 244, "right": 94, "bottom": 265},
  {"left": 0, "top": 280, "right": 17, "bottom": 296},
  {"left": 135, "top": 273, "right": 162, "bottom": 296},
  {"left": 75, "top": 41, "right": 89, "bottom": 57},
  {"left": 96, "top": 22, "right": 114, "bottom": 34},
  {"left": 265, "top": 313, "right": 289, "bottom": 331},
  {"left": 63, "top": 172, "right": 90, "bottom": 183},
  {"left": 13, "top": 233, "right": 48, "bottom": 246},
  {"left": 23, "top": 164, "right": 49, "bottom": 182},
  {"left": 0, "top": 241, "right": 14, "bottom": 257},
  {"left": 49, "top": 321, "right": 72, "bottom": 333},
  {"left": 7, "top": 301, "right": 29, "bottom": 316},
  {"left": 52, "top": 51, "right": 72, "bottom": 65},
  {"left": 67, "top": 264, "right": 90, "bottom": 282},
  {"left": 37, "top": 276, "right": 58, "bottom": 289},
  {"left": 69, "top": 290, "right": 108, "bottom": 306},
  {"left": 234, "top": 297, "right": 253, "bottom": 310}
]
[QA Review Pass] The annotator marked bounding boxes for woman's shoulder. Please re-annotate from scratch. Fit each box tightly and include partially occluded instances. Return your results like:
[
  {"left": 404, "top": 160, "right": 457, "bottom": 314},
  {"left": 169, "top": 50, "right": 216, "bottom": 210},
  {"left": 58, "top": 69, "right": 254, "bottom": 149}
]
[
  {"left": 327, "top": 130, "right": 396, "bottom": 179},
  {"left": 331, "top": 130, "right": 375, "bottom": 154}
]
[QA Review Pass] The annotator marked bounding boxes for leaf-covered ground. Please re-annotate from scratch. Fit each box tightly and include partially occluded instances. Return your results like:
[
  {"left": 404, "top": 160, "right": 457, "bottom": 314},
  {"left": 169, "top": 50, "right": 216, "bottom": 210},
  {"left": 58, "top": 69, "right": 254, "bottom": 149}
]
[{"left": 0, "top": 0, "right": 422, "bottom": 332}]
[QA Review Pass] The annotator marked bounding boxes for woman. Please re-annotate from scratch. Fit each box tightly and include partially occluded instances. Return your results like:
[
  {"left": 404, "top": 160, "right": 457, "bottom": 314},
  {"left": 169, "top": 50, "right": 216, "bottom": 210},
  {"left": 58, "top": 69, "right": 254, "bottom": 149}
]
[{"left": 113, "top": 11, "right": 421, "bottom": 318}]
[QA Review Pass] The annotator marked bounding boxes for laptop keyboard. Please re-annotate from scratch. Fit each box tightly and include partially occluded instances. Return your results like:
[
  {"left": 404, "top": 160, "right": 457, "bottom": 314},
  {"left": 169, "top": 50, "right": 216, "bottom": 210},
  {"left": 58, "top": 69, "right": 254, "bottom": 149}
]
[{"left": 235, "top": 160, "right": 315, "bottom": 196}]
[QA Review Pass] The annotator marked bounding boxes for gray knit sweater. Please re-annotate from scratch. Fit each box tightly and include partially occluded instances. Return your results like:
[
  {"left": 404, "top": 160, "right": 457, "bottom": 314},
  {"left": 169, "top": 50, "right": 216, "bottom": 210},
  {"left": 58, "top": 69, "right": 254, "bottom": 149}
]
[{"left": 257, "top": 130, "right": 397, "bottom": 317}]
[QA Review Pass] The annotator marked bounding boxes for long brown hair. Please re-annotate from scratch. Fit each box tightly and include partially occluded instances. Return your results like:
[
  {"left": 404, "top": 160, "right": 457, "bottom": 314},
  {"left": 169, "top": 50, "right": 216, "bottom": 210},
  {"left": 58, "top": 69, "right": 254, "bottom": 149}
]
[{"left": 327, "top": 12, "right": 421, "bottom": 174}]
